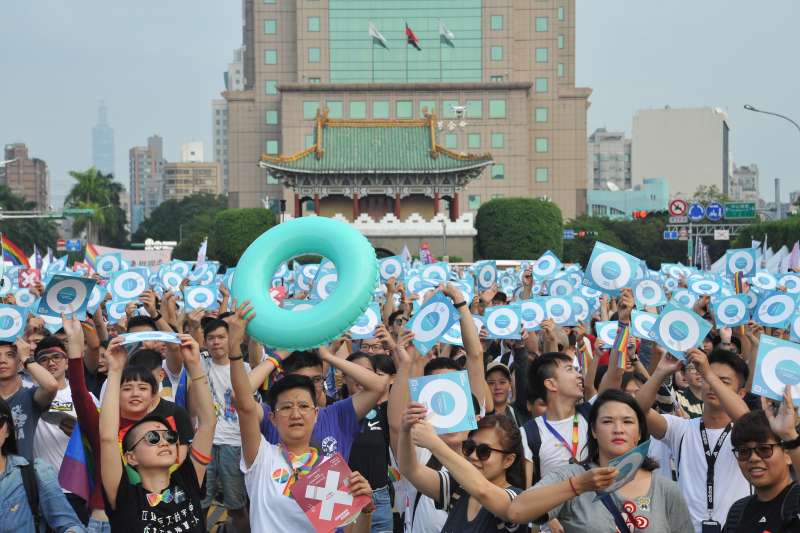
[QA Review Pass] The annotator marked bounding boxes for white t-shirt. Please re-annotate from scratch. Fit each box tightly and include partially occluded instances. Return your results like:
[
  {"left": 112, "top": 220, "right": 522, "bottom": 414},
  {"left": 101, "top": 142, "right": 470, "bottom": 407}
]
[
  {"left": 660, "top": 414, "right": 750, "bottom": 533},
  {"left": 398, "top": 447, "right": 448, "bottom": 533},
  {"left": 202, "top": 357, "right": 250, "bottom": 447},
  {"left": 33, "top": 384, "right": 98, "bottom": 486},
  {"left": 648, "top": 436, "right": 675, "bottom": 479},
  {"left": 521, "top": 414, "right": 590, "bottom": 479},
  {"left": 240, "top": 436, "right": 316, "bottom": 532}
]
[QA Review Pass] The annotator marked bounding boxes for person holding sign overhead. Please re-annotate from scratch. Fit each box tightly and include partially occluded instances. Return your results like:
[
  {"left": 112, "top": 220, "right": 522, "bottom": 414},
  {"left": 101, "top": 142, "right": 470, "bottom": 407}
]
[
  {"left": 227, "top": 300, "right": 375, "bottom": 533},
  {"left": 507, "top": 389, "right": 692, "bottom": 532}
]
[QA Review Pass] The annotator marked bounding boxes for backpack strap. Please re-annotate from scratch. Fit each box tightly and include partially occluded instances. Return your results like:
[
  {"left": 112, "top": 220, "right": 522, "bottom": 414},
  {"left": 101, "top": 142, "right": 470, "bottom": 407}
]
[
  {"left": 722, "top": 495, "right": 752, "bottom": 533},
  {"left": 521, "top": 418, "right": 543, "bottom": 483},
  {"left": 576, "top": 402, "right": 593, "bottom": 421},
  {"left": 780, "top": 482, "right": 800, "bottom": 529},
  {"left": 19, "top": 462, "right": 42, "bottom": 532}
]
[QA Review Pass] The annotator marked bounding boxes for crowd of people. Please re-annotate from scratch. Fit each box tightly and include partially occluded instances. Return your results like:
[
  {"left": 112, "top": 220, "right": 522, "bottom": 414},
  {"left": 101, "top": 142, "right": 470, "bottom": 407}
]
[{"left": 0, "top": 256, "right": 799, "bottom": 533}]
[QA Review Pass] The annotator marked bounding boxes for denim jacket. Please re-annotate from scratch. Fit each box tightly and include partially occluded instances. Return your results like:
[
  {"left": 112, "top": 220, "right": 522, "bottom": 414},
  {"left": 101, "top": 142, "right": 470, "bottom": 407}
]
[{"left": 0, "top": 454, "right": 86, "bottom": 533}]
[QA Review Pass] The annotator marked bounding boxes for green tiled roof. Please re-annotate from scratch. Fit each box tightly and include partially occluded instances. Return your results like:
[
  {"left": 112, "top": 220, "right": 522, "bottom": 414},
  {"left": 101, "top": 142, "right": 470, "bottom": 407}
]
[{"left": 261, "top": 117, "right": 492, "bottom": 174}]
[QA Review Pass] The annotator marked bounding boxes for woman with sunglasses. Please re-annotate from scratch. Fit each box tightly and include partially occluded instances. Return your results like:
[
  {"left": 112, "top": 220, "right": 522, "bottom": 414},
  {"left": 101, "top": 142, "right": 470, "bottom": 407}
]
[
  {"left": 506, "top": 389, "right": 692, "bottom": 532},
  {"left": 99, "top": 333, "right": 216, "bottom": 533},
  {"left": 398, "top": 408, "right": 527, "bottom": 533}
]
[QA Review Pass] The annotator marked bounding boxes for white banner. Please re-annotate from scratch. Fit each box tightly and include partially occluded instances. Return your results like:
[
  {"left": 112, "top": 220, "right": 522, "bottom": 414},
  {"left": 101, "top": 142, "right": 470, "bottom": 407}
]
[
  {"left": 714, "top": 229, "right": 730, "bottom": 241},
  {"left": 94, "top": 245, "right": 172, "bottom": 271}
]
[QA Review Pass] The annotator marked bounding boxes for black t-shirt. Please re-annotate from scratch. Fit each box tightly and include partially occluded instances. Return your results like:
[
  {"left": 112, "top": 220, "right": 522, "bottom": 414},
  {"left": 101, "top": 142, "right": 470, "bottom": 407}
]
[
  {"left": 107, "top": 455, "right": 206, "bottom": 533},
  {"left": 728, "top": 483, "right": 795, "bottom": 533},
  {"left": 436, "top": 470, "right": 528, "bottom": 533},
  {"left": 121, "top": 399, "right": 194, "bottom": 445},
  {"left": 348, "top": 402, "right": 390, "bottom": 489}
]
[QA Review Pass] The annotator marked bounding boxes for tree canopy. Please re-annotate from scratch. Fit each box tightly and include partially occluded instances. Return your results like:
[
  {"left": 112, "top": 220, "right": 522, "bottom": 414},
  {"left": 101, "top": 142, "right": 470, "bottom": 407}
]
[
  {"left": 0, "top": 185, "right": 58, "bottom": 253},
  {"left": 475, "top": 198, "right": 563, "bottom": 259},
  {"left": 209, "top": 208, "right": 278, "bottom": 267},
  {"left": 64, "top": 166, "right": 127, "bottom": 246}
]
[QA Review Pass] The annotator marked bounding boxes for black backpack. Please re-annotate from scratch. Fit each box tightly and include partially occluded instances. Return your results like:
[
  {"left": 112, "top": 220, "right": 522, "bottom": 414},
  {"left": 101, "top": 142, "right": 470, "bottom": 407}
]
[
  {"left": 723, "top": 483, "right": 800, "bottom": 532},
  {"left": 19, "top": 462, "right": 46, "bottom": 532},
  {"left": 521, "top": 402, "right": 592, "bottom": 483}
]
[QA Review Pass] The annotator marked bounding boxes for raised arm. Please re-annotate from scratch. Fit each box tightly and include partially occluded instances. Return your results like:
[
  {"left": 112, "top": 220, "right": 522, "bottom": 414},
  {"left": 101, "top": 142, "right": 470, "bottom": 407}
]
[
  {"left": 442, "top": 283, "right": 488, "bottom": 410},
  {"left": 20, "top": 337, "right": 58, "bottom": 409},
  {"left": 98, "top": 336, "right": 127, "bottom": 508},
  {"left": 381, "top": 277, "right": 398, "bottom": 324},
  {"left": 687, "top": 348, "right": 749, "bottom": 422},
  {"left": 396, "top": 402, "right": 443, "bottom": 502},
  {"left": 319, "top": 344, "right": 389, "bottom": 419},
  {"left": 764, "top": 386, "right": 800, "bottom": 475},
  {"left": 634, "top": 353, "right": 683, "bottom": 439},
  {"left": 178, "top": 334, "right": 216, "bottom": 482},
  {"left": 387, "top": 330, "right": 414, "bottom": 451},
  {"left": 227, "top": 300, "right": 260, "bottom": 468}
]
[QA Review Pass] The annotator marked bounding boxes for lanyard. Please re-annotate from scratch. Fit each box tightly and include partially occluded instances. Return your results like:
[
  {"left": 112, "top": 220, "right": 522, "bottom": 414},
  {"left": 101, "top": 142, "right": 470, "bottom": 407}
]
[
  {"left": 542, "top": 414, "right": 580, "bottom": 460},
  {"left": 700, "top": 422, "right": 732, "bottom": 514}
]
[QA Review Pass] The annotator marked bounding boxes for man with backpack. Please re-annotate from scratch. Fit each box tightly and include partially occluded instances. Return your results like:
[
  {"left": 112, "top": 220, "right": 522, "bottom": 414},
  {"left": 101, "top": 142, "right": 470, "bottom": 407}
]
[{"left": 724, "top": 385, "right": 800, "bottom": 532}]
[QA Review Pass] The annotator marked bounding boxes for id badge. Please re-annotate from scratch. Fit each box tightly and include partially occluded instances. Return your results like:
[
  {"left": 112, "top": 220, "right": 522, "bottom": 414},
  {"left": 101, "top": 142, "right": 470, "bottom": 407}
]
[{"left": 701, "top": 520, "right": 721, "bottom": 533}]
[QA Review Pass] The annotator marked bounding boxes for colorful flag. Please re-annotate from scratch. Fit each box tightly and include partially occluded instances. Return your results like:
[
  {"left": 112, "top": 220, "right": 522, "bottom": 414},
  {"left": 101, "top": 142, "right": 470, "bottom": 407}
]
[
  {"left": 439, "top": 21, "right": 455, "bottom": 47},
  {"left": 613, "top": 324, "right": 631, "bottom": 368},
  {"left": 58, "top": 423, "right": 94, "bottom": 501},
  {"left": 84, "top": 243, "right": 99, "bottom": 270},
  {"left": 2, "top": 235, "right": 29, "bottom": 267},
  {"left": 577, "top": 337, "right": 593, "bottom": 373},
  {"left": 734, "top": 271, "right": 744, "bottom": 294},
  {"left": 405, "top": 23, "right": 422, "bottom": 50},
  {"left": 368, "top": 21, "right": 389, "bottom": 49}
]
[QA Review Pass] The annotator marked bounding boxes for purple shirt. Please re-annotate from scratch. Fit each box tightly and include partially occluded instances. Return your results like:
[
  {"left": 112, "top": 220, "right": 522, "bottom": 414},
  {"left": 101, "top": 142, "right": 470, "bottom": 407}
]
[{"left": 260, "top": 396, "right": 360, "bottom": 460}]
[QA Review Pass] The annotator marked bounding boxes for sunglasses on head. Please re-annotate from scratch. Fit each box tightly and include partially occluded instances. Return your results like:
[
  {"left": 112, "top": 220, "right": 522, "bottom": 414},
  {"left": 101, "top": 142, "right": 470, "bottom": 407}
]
[
  {"left": 732, "top": 443, "right": 781, "bottom": 461},
  {"left": 129, "top": 429, "right": 178, "bottom": 451},
  {"left": 461, "top": 439, "right": 509, "bottom": 461}
]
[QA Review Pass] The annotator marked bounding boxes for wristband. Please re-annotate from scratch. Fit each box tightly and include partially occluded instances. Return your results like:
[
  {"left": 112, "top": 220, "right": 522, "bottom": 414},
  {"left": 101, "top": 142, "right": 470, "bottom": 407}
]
[
  {"left": 190, "top": 446, "right": 212, "bottom": 465},
  {"left": 568, "top": 476, "right": 580, "bottom": 496},
  {"left": 22, "top": 357, "right": 35, "bottom": 369},
  {"left": 266, "top": 355, "right": 282, "bottom": 369},
  {"left": 454, "top": 301, "right": 467, "bottom": 309},
  {"left": 782, "top": 434, "right": 800, "bottom": 450},
  {"left": 191, "top": 374, "right": 207, "bottom": 382},
  {"left": 153, "top": 313, "right": 163, "bottom": 322},
  {"left": 228, "top": 355, "right": 244, "bottom": 361}
]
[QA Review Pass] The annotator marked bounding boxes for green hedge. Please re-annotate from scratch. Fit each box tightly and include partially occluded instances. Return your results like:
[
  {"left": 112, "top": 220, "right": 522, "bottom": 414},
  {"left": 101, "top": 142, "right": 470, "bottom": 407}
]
[
  {"left": 208, "top": 208, "right": 278, "bottom": 267},
  {"left": 733, "top": 217, "right": 800, "bottom": 250},
  {"left": 475, "top": 198, "right": 562, "bottom": 259}
]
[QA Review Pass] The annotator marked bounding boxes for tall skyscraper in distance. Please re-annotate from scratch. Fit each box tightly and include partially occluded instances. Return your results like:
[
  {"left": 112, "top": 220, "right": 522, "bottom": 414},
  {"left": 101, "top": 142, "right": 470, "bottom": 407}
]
[
  {"left": 129, "top": 135, "right": 164, "bottom": 232},
  {"left": 0, "top": 143, "right": 49, "bottom": 208},
  {"left": 226, "top": 0, "right": 591, "bottom": 218},
  {"left": 212, "top": 48, "right": 245, "bottom": 193},
  {"left": 92, "top": 102, "right": 115, "bottom": 177}
]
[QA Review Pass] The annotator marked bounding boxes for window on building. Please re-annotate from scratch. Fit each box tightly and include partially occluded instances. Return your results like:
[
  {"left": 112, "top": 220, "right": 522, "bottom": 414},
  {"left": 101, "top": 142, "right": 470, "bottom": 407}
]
[
  {"left": 535, "top": 107, "right": 549, "bottom": 123},
  {"left": 264, "top": 19, "right": 277, "bottom": 34},
  {"left": 491, "top": 164, "right": 505, "bottom": 179},
  {"left": 558, "top": 6, "right": 565, "bottom": 20},
  {"left": 263, "top": 0, "right": 275, "bottom": 4},
  {"left": 309, "top": 77, "right": 321, "bottom": 83},
  {"left": 308, "top": 16, "right": 320, "bottom": 32},
  {"left": 468, "top": 195, "right": 481, "bottom": 210},
  {"left": 265, "top": 110, "right": 279, "bottom": 125},
  {"left": 396, "top": 100, "right": 413, "bottom": 118},
  {"left": 442, "top": 100, "right": 459, "bottom": 118},
  {"left": 303, "top": 101, "right": 319, "bottom": 120},
  {"left": 467, "top": 133, "right": 481, "bottom": 149},
  {"left": 349, "top": 101, "right": 366, "bottom": 118},
  {"left": 535, "top": 16, "right": 549, "bottom": 32},
  {"left": 490, "top": 46, "right": 503, "bottom": 61},
  {"left": 266, "top": 140, "right": 279, "bottom": 154},
  {"left": 535, "top": 138, "right": 549, "bottom": 153},
  {"left": 491, "top": 15, "right": 504, "bottom": 30},
  {"left": 536, "top": 167, "right": 550, "bottom": 182},
  {"left": 308, "top": 47, "right": 321, "bottom": 63},
  {"left": 373, "top": 101, "right": 389, "bottom": 119},
  {"left": 493, "top": 193, "right": 505, "bottom": 199},
  {"left": 465, "top": 100, "right": 482, "bottom": 118},
  {"left": 535, "top": 77, "right": 549, "bottom": 93},
  {"left": 557, "top": 34, "right": 565, "bottom": 49},
  {"left": 304, "top": 200, "right": 315, "bottom": 212},
  {"left": 327, "top": 101, "right": 342, "bottom": 118},
  {"left": 490, "top": 75, "right": 505, "bottom": 82},
  {"left": 557, "top": 63, "right": 565, "bottom": 78},
  {"left": 535, "top": 48, "right": 549, "bottom": 63},
  {"left": 305, "top": 134, "right": 315, "bottom": 148},
  {"left": 264, "top": 49, "right": 278, "bottom": 64},
  {"left": 419, "top": 100, "right": 436, "bottom": 117},
  {"left": 265, "top": 80, "right": 278, "bottom": 95},
  {"left": 488, "top": 99, "right": 506, "bottom": 118},
  {"left": 491, "top": 132, "right": 505, "bottom": 149},
  {"left": 444, "top": 133, "right": 458, "bottom": 149}
]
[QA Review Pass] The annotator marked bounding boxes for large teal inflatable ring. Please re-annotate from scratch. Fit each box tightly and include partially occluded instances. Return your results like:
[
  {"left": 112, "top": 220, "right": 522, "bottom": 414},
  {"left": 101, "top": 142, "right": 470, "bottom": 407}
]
[{"left": 232, "top": 216, "right": 378, "bottom": 350}]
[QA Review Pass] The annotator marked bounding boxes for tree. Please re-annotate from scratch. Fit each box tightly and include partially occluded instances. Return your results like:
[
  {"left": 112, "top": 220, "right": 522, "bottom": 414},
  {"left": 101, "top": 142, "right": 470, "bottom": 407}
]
[
  {"left": 209, "top": 208, "right": 278, "bottom": 267},
  {"left": 692, "top": 184, "right": 730, "bottom": 204},
  {"left": 0, "top": 185, "right": 58, "bottom": 253},
  {"left": 132, "top": 193, "right": 227, "bottom": 243},
  {"left": 475, "top": 198, "right": 562, "bottom": 259},
  {"left": 733, "top": 217, "right": 800, "bottom": 250},
  {"left": 64, "top": 166, "right": 127, "bottom": 246}
]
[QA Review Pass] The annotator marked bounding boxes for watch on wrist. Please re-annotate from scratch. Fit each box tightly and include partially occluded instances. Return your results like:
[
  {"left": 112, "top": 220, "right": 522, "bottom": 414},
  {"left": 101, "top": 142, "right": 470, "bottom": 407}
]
[
  {"left": 454, "top": 300, "right": 467, "bottom": 309},
  {"left": 153, "top": 312, "right": 163, "bottom": 322},
  {"left": 22, "top": 356, "right": 35, "bottom": 368},
  {"left": 782, "top": 433, "right": 800, "bottom": 450}
]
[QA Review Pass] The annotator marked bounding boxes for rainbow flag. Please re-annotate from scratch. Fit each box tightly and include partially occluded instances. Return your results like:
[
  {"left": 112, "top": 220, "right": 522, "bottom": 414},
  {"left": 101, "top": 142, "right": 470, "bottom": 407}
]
[
  {"left": 613, "top": 324, "right": 631, "bottom": 368},
  {"left": 1, "top": 235, "right": 29, "bottom": 267},
  {"left": 84, "top": 243, "right": 99, "bottom": 270},
  {"left": 58, "top": 423, "right": 94, "bottom": 501},
  {"left": 733, "top": 271, "right": 744, "bottom": 294},
  {"left": 577, "top": 340, "right": 593, "bottom": 373}
]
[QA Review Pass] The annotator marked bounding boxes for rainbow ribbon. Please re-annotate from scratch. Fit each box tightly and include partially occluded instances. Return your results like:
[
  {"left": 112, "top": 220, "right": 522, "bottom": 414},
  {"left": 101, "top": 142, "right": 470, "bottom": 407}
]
[
  {"left": 578, "top": 341, "right": 593, "bottom": 373},
  {"left": 733, "top": 271, "right": 744, "bottom": 294},
  {"left": 613, "top": 324, "right": 631, "bottom": 368}
]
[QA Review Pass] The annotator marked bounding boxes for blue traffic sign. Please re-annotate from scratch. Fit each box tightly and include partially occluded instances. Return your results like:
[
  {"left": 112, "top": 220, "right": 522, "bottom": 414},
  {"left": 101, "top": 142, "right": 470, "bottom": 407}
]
[
  {"left": 65, "top": 239, "right": 82, "bottom": 252},
  {"left": 663, "top": 231, "right": 679, "bottom": 240},
  {"left": 563, "top": 229, "right": 575, "bottom": 240},
  {"left": 706, "top": 202, "right": 724, "bottom": 222},
  {"left": 688, "top": 203, "right": 706, "bottom": 222}
]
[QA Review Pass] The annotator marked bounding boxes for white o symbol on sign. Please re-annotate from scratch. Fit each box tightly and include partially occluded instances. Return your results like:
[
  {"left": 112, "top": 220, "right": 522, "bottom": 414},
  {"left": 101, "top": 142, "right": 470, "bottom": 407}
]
[
  {"left": 46, "top": 279, "right": 88, "bottom": 314},
  {"left": 0, "top": 307, "right": 23, "bottom": 338},
  {"left": 486, "top": 308, "right": 520, "bottom": 336},
  {"left": 657, "top": 309, "right": 701, "bottom": 352},
  {"left": 417, "top": 378, "right": 469, "bottom": 429},
  {"left": 412, "top": 302, "right": 452, "bottom": 343},
  {"left": 112, "top": 271, "right": 146, "bottom": 300},
  {"left": 590, "top": 251, "right": 632, "bottom": 289}
]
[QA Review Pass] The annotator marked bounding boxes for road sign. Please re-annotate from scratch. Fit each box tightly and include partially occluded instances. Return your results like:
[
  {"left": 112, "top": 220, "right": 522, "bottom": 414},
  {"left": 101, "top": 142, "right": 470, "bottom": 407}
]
[
  {"left": 669, "top": 199, "right": 688, "bottom": 216},
  {"left": 688, "top": 203, "right": 706, "bottom": 222},
  {"left": 63, "top": 208, "right": 95, "bottom": 216},
  {"left": 714, "top": 229, "right": 730, "bottom": 241},
  {"left": 724, "top": 202, "right": 756, "bottom": 219},
  {"left": 678, "top": 227, "right": 689, "bottom": 241},
  {"left": 65, "top": 239, "right": 82, "bottom": 252},
  {"left": 706, "top": 202, "right": 724, "bottom": 222},
  {"left": 669, "top": 216, "right": 689, "bottom": 224},
  {"left": 663, "top": 230, "right": 679, "bottom": 240},
  {"left": 563, "top": 229, "right": 575, "bottom": 240},
  {"left": 56, "top": 239, "right": 66, "bottom": 252}
]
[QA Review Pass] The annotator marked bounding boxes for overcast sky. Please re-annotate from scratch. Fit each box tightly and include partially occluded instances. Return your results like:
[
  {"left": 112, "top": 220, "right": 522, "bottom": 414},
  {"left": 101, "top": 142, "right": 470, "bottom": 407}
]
[{"left": 1, "top": 0, "right": 797, "bottom": 208}]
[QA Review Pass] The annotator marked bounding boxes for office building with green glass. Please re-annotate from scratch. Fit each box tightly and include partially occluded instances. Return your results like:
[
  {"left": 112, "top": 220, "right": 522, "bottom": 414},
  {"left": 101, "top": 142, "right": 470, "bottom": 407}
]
[{"left": 226, "top": 0, "right": 591, "bottom": 219}]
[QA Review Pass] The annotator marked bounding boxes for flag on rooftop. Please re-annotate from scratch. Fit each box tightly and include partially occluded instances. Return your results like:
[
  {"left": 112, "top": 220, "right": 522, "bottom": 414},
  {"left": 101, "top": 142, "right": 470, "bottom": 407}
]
[{"left": 368, "top": 22, "right": 389, "bottom": 49}]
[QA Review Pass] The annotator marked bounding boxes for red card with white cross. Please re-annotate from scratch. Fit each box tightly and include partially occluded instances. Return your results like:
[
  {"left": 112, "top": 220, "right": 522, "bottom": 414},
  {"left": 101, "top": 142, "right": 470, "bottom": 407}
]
[
  {"left": 291, "top": 453, "right": 370, "bottom": 533},
  {"left": 18, "top": 268, "right": 40, "bottom": 288}
]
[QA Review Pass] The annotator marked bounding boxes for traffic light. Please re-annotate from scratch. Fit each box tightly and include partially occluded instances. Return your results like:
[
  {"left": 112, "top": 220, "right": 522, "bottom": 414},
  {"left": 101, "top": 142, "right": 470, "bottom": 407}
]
[{"left": 632, "top": 210, "right": 648, "bottom": 219}]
